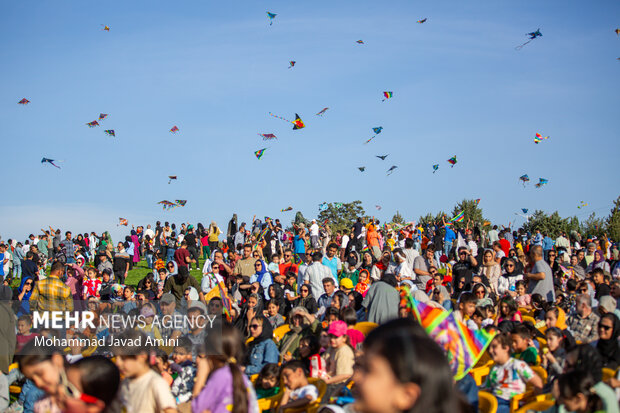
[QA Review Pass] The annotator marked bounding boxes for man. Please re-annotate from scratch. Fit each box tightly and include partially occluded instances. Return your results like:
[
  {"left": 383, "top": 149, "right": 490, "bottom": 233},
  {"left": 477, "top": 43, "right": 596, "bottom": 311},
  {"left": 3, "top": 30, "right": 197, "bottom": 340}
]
[
  {"left": 555, "top": 232, "right": 570, "bottom": 253},
  {"left": 159, "top": 293, "right": 182, "bottom": 342},
  {"left": 233, "top": 244, "right": 256, "bottom": 279},
  {"left": 184, "top": 227, "right": 200, "bottom": 270},
  {"left": 293, "top": 228, "right": 307, "bottom": 263},
  {"left": 29, "top": 261, "right": 73, "bottom": 312},
  {"left": 98, "top": 253, "right": 115, "bottom": 280},
  {"left": 403, "top": 238, "right": 419, "bottom": 271},
  {"left": 352, "top": 218, "right": 364, "bottom": 251},
  {"left": 144, "top": 224, "right": 155, "bottom": 241},
  {"left": 163, "top": 265, "right": 204, "bottom": 302},
  {"left": 452, "top": 246, "right": 478, "bottom": 291},
  {"left": 22, "top": 251, "right": 39, "bottom": 280},
  {"left": 592, "top": 268, "right": 611, "bottom": 299},
  {"left": 413, "top": 244, "right": 437, "bottom": 287},
  {"left": 36, "top": 234, "right": 50, "bottom": 262},
  {"left": 610, "top": 280, "right": 620, "bottom": 311},
  {"left": 309, "top": 219, "right": 320, "bottom": 249},
  {"left": 202, "top": 250, "right": 234, "bottom": 284},
  {"left": 362, "top": 274, "right": 399, "bottom": 324},
  {"left": 279, "top": 249, "right": 298, "bottom": 276},
  {"left": 532, "top": 229, "right": 543, "bottom": 246},
  {"left": 0, "top": 245, "right": 7, "bottom": 280},
  {"left": 233, "top": 222, "right": 246, "bottom": 253},
  {"left": 487, "top": 225, "right": 499, "bottom": 246},
  {"left": 567, "top": 294, "right": 600, "bottom": 343},
  {"left": 584, "top": 242, "right": 597, "bottom": 266},
  {"left": 317, "top": 278, "right": 337, "bottom": 318},
  {"left": 304, "top": 251, "right": 334, "bottom": 298},
  {"left": 541, "top": 233, "right": 554, "bottom": 261},
  {"left": 321, "top": 243, "right": 342, "bottom": 280},
  {"left": 443, "top": 224, "right": 456, "bottom": 257},
  {"left": 113, "top": 243, "right": 130, "bottom": 284},
  {"left": 63, "top": 231, "right": 75, "bottom": 264},
  {"left": 174, "top": 241, "right": 196, "bottom": 270},
  {"left": 498, "top": 232, "right": 510, "bottom": 258},
  {"left": 524, "top": 245, "right": 555, "bottom": 303},
  {"left": 340, "top": 231, "right": 350, "bottom": 261}
]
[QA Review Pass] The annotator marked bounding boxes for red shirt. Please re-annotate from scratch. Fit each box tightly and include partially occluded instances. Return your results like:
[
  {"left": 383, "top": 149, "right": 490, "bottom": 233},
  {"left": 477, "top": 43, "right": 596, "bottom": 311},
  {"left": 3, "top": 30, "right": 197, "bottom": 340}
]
[
  {"left": 174, "top": 248, "right": 190, "bottom": 267},
  {"left": 279, "top": 262, "right": 299, "bottom": 275},
  {"left": 499, "top": 239, "right": 510, "bottom": 257}
]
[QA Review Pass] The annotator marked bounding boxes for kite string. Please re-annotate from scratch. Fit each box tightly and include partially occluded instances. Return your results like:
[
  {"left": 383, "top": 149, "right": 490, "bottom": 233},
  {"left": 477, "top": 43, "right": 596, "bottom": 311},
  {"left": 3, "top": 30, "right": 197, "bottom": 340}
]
[{"left": 515, "top": 40, "right": 532, "bottom": 50}]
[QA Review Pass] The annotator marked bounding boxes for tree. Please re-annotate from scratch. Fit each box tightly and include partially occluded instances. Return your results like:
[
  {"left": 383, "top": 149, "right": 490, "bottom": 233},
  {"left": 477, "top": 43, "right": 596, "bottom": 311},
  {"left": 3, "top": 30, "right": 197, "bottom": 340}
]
[
  {"left": 290, "top": 211, "right": 309, "bottom": 230},
  {"left": 317, "top": 201, "right": 366, "bottom": 235},
  {"left": 581, "top": 213, "right": 605, "bottom": 239},
  {"left": 391, "top": 211, "right": 405, "bottom": 226},
  {"left": 606, "top": 196, "right": 620, "bottom": 242},
  {"left": 523, "top": 210, "right": 576, "bottom": 238},
  {"left": 449, "top": 199, "right": 485, "bottom": 230}
]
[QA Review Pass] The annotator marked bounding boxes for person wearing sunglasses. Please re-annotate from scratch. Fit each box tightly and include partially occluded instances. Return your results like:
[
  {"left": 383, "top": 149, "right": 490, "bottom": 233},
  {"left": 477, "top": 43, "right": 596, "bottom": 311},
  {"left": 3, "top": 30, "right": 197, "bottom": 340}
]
[
  {"left": 595, "top": 313, "right": 620, "bottom": 369},
  {"left": 245, "top": 316, "right": 278, "bottom": 375}
]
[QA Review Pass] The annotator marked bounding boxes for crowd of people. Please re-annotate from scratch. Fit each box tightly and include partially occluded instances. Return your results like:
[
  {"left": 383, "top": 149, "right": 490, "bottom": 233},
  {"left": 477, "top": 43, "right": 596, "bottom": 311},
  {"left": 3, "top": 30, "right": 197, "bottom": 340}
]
[{"left": 0, "top": 215, "right": 619, "bottom": 413}]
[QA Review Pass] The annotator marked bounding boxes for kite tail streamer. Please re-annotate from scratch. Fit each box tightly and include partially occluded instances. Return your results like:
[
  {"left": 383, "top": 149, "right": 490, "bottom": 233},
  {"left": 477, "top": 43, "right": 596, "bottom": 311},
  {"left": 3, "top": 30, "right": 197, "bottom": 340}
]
[
  {"left": 515, "top": 40, "right": 532, "bottom": 50},
  {"left": 269, "top": 112, "right": 293, "bottom": 124}
]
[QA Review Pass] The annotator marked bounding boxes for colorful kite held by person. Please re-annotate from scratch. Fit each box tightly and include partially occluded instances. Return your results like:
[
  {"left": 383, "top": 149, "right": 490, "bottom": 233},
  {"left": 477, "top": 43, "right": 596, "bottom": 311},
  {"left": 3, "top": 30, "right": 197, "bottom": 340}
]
[
  {"left": 386, "top": 165, "right": 398, "bottom": 176},
  {"left": 86, "top": 120, "right": 99, "bottom": 127},
  {"left": 168, "top": 175, "right": 177, "bottom": 184},
  {"left": 578, "top": 201, "right": 588, "bottom": 209},
  {"left": 266, "top": 12, "right": 276, "bottom": 25},
  {"left": 258, "top": 133, "right": 277, "bottom": 140},
  {"left": 382, "top": 91, "right": 393, "bottom": 101},
  {"left": 41, "top": 158, "right": 62, "bottom": 169},
  {"left": 516, "top": 28, "right": 542, "bottom": 50},
  {"left": 535, "top": 178, "right": 549, "bottom": 188},
  {"left": 519, "top": 174, "right": 530, "bottom": 186},
  {"left": 318, "top": 202, "right": 328, "bottom": 212},
  {"left": 521, "top": 208, "right": 529, "bottom": 214},
  {"left": 18, "top": 98, "right": 29, "bottom": 105},
  {"left": 315, "top": 107, "right": 329, "bottom": 116},
  {"left": 451, "top": 211, "right": 465, "bottom": 223},
  {"left": 288, "top": 61, "right": 295, "bottom": 69},
  {"left": 268, "top": 112, "right": 305, "bottom": 130},
  {"left": 417, "top": 18, "right": 427, "bottom": 23},
  {"left": 364, "top": 126, "right": 383, "bottom": 144},
  {"left": 102, "top": 25, "right": 110, "bottom": 31},
  {"left": 376, "top": 155, "right": 388, "bottom": 160},
  {"left": 375, "top": 205, "right": 382, "bottom": 210},
  {"left": 104, "top": 130, "right": 115, "bottom": 137},
  {"left": 356, "top": 40, "right": 364, "bottom": 44},
  {"left": 254, "top": 148, "right": 267, "bottom": 160},
  {"left": 616, "top": 29, "right": 620, "bottom": 36},
  {"left": 358, "top": 166, "right": 366, "bottom": 172},
  {"left": 447, "top": 156, "right": 457, "bottom": 167},
  {"left": 99, "top": 113, "right": 108, "bottom": 120},
  {"left": 118, "top": 218, "right": 128, "bottom": 226},
  {"left": 169, "top": 125, "right": 179, "bottom": 133},
  {"left": 280, "top": 206, "right": 292, "bottom": 212},
  {"left": 432, "top": 164, "right": 439, "bottom": 173},
  {"left": 534, "top": 132, "right": 549, "bottom": 144},
  {"left": 175, "top": 200, "right": 187, "bottom": 207}
]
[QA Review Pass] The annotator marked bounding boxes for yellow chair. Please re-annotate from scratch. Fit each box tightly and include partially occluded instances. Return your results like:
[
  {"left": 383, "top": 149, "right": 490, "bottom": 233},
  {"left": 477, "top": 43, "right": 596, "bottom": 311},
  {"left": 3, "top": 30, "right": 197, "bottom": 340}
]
[
  {"left": 352, "top": 321, "right": 379, "bottom": 337},
  {"left": 530, "top": 366, "right": 548, "bottom": 385},
  {"left": 514, "top": 399, "right": 555, "bottom": 413},
  {"left": 8, "top": 363, "right": 21, "bottom": 395},
  {"left": 521, "top": 315, "right": 536, "bottom": 325},
  {"left": 273, "top": 324, "right": 291, "bottom": 342},
  {"left": 282, "top": 378, "right": 327, "bottom": 413},
  {"left": 471, "top": 361, "right": 494, "bottom": 386},
  {"left": 602, "top": 367, "right": 616, "bottom": 381},
  {"left": 478, "top": 391, "right": 498, "bottom": 413}
]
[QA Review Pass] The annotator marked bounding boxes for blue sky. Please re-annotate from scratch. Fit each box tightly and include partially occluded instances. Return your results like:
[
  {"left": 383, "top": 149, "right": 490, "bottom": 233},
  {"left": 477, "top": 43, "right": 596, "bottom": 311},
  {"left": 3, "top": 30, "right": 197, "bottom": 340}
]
[{"left": 1, "top": 0, "right": 619, "bottom": 242}]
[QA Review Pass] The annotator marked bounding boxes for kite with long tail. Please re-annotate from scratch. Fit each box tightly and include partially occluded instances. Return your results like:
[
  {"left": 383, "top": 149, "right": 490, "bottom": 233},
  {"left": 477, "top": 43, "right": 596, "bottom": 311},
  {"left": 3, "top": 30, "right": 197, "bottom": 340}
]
[
  {"left": 269, "top": 112, "right": 305, "bottom": 130},
  {"left": 515, "top": 29, "right": 542, "bottom": 50},
  {"left": 41, "top": 158, "right": 62, "bottom": 169},
  {"left": 364, "top": 126, "right": 383, "bottom": 144}
]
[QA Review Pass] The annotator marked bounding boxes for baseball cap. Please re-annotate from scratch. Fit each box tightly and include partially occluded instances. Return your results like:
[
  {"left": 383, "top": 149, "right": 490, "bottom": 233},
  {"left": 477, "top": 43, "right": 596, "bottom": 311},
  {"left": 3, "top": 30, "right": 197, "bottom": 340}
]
[
  {"left": 339, "top": 278, "right": 354, "bottom": 290},
  {"left": 160, "top": 293, "right": 175, "bottom": 305},
  {"left": 327, "top": 320, "right": 348, "bottom": 337},
  {"left": 598, "top": 296, "right": 617, "bottom": 314},
  {"left": 188, "top": 301, "right": 207, "bottom": 314}
]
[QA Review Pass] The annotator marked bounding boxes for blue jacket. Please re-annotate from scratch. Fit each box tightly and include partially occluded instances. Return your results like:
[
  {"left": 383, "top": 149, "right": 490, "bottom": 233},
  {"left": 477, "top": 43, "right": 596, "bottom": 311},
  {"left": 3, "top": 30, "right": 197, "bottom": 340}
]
[{"left": 245, "top": 338, "right": 279, "bottom": 375}]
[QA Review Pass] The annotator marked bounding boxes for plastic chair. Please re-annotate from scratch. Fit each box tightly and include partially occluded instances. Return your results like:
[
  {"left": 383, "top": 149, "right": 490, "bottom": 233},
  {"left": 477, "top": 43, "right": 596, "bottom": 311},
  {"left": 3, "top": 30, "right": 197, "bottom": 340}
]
[
  {"left": 352, "top": 321, "right": 379, "bottom": 337},
  {"left": 510, "top": 391, "right": 550, "bottom": 413},
  {"left": 273, "top": 324, "right": 291, "bottom": 342},
  {"left": 521, "top": 315, "right": 536, "bottom": 325},
  {"left": 282, "top": 378, "right": 327, "bottom": 413},
  {"left": 530, "top": 365, "right": 548, "bottom": 385},
  {"left": 602, "top": 367, "right": 616, "bottom": 381},
  {"left": 471, "top": 361, "right": 494, "bottom": 386},
  {"left": 514, "top": 399, "right": 555, "bottom": 413},
  {"left": 478, "top": 391, "right": 498, "bottom": 413}
]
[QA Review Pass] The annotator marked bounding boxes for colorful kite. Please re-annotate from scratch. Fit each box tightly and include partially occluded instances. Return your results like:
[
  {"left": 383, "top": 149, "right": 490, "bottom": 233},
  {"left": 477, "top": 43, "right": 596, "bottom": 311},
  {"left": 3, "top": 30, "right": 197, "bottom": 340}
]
[
  {"left": 319, "top": 202, "right": 328, "bottom": 212},
  {"left": 474, "top": 199, "right": 481, "bottom": 206},
  {"left": 281, "top": 206, "right": 293, "bottom": 212},
  {"left": 316, "top": 107, "right": 329, "bottom": 116},
  {"left": 18, "top": 98, "right": 30, "bottom": 105},
  {"left": 119, "top": 218, "right": 128, "bottom": 226},
  {"left": 516, "top": 28, "right": 542, "bottom": 50},
  {"left": 447, "top": 156, "right": 457, "bottom": 167},
  {"left": 258, "top": 133, "right": 277, "bottom": 140},
  {"left": 102, "top": 25, "right": 110, "bottom": 31},
  {"left": 521, "top": 208, "right": 529, "bottom": 214},
  {"left": 376, "top": 155, "right": 388, "bottom": 160},
  {"left": 578, "top": 201, "right": 588, "bottom": 209},
  {"left": 433, "top": 164, "right": 439, "bottom": 173},
  {"left": 534, "top": 132, "right": 549, "bottom": 144},
  {"left": 417, "top": 18, "right": 427, "bottom": 23},
  {"left": 86, "top": 120, "right": 100, "bottom": 127},
  {"left": 519, "top": 174, "right": 530, "bottom": 186},
  {"left": 104, "top": 130, "right": 115, "bottom": 137},
  {"left": 375, "top": 205, "right": 382, "bottom": 211},
  {"left": 535, "top": 178, "right": 549, "bottom": 188},
  {"left": 386, "top": 165, "right": 398, "bottom": 176},
  {"left": 356, "top": 40, "right": 364, "bottom": 44},
  {"left": 382, "top": 91, "right": 393, "bottom": 101},
  {"left": 254, "top": 148, "right": 267, "bottom": 160},
  {"left": 269, "top": 112, "right": 305, "bottom": 130},
  {"left": 99, "top": 113, "right": 108, "bottom": 120},
  {"left": 288, "top": 61, "right": 296, "bottom": 69},
  {"left": 41, "top": 158, "right": 61, "bottom": 169},
  {"left": 175, "top": 200, "right": 187, "bottom": 207},
  {"left": 364, "top": 127, "right": 383, "bottom": 144},
  {"left": 168, "top": 175, "right": 177, "bottom": 184},
  {"left": 267, "top": 12, "right": 277, "bottom": 25},
  {"left": 358, "top": 167, "right": 366, "bottom": 172},
  {"left": 170, "top": 126, "right": 179, "bottom": 133},
  {"left": 158, "top": 200, "right": 175, "bottom": 210},
  {"left": 451, "top": 211, "right": 465, "bottom": 223}
]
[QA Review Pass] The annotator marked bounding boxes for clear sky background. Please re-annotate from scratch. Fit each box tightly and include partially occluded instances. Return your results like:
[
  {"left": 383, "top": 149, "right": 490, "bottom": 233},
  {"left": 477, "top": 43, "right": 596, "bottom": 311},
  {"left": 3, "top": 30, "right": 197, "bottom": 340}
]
[{"left": 1, "top": 0, "right": 619, "bottom": 242}]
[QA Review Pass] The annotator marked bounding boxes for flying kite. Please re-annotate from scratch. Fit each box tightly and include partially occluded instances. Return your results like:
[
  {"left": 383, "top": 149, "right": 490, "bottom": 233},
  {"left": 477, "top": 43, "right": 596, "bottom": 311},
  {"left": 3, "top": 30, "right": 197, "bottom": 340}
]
[
  {"left": 258, "top": 133, "right": 277, "bottom": 140},
  {"left": 288, "top": 61, "right": 296, "bottom": 69},
  {"left": 175, "top": 200, "right": 187, "bottom": 207},
  {"left": 18, "top": 98, "right": 30, "bottom": 105},
  {"left": 521, "top": 208, "right": 529, "bottom": 214},
  {"left": 534, "top": 132, "right": 549, "bottom": 144},
  {"left": 102, "top": 25, "right": 110, "bottom": 31},
  {"left": 615, "top": 29, "right": 620, "bottom": 36},
  {"left": 516, "top": 29, "right": 542, "bottom": 50},
  {"left": 254, "top": 148, "right": 267, "bottom": 160},
  {"left": 267, "top": 12, "right": 277, "bottom": 25},
  {"left": 99, "top": 113, "right": 108, "bottom": 120},
  {"left": 119, "top": 218, "right": 128, "bottom": 226},
  {"left": 281, "top": 206, "right": 293, "bottom": 212},
  {"left": 578, "top": 201, "right": 588, "bottom": 209},
  {"left": 104, "top": 130, "right": 115, "bottom": 137},
  {"left": 432, "top": 164, "right": 439, "bottom": 173},
  {"left": 41, "top": 158, "right": 62, "bottom": 169},
  {"left": 447, "top": 156, "right": 457, "bottom": 167},
  {"left": 386, "top": 165, "right": 398, "bottom": 175},
  {"left": 356, "top": 40, "right": 364, "bottom": 44},
  {"left": 382, "top": 91, "right": 393, "bottom": 101},
  {"left": 474, "top": 199, "right": 481, "bottom": 206},
  {"left": 519, "top": 174, "right": 530, "bottom": 186},
  {"left": 170, "top": 126, "right": 179, "bottom": 133},
  {"left": 376, "top": 155, "right": 388, "bottom": 160},
  {"left": 158, "top": 200, "right": 175, "bottom": 210},
  {"left": 450, "top": 211, "right": 465, "bottom": 223},
  {"left": 375, "top": 205, "right": 382, "bottom": 211},
  {"left": 535, "top": 178, "right": 549, "bottom": 188},
  {"left": 319, "top": 202, "right": 328, "bottom": 212},
  {"left": 417, "top": 18, "right": 427, "bottom": 23},
  {"left": 364, "top": 126, "right": 383, "bottom": 144},
  {"left": 269, "top": 112, "right": 305, "bottom": 130},
  {"left": 316, "top": 107, "right": 329, "bottom": 116},
  {"left": 358, "top": 167, "right": 366, "bottom": 172},
  {"left": 168, "top": 175, "right": 177, "bottom": 184},
  {"left": 86, "top": 120, "right": 100, "bottom": 127}
]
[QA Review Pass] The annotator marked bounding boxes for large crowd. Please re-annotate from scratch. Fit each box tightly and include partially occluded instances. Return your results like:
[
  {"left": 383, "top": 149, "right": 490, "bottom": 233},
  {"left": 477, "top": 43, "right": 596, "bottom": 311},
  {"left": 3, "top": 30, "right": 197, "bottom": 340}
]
[{"left": 0, "top": 216, "right": 619, "bottom": 413}]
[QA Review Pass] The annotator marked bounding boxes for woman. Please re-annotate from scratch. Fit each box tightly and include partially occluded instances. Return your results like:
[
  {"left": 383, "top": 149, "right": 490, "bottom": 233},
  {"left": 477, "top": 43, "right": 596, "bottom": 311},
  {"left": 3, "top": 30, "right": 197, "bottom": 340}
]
[
  {"left": 479, "top": 249, "right": 501, "bottom": 295},
  {"left": 266, "top": 284, "right": 286, "bottom": 316},
  {"left": 497, "top": 258, "right": 524, "bottom": 296},
  {"left": 16, "top": 276, "right": 34, "bottom": 316},
  {"left": 342, "top": 250, "right": 361, "bottom": 285},
  {"left": 235, "top": 293, "right": 263, "bottom": 335},
  {"left": 354, "top": 269, "right": 372, "bottom": 297},
  {"left": 244, "top": 316, "right": 279, "bottom": 375},
  {"left": 293, "top": 284, "right": 318, "bottom": 314},
  {"left": 124, "top": 236, "right": 135, "bottom": 270},
  {"left": 130, "top": 230, "right": 140, "bottom": 266},
  {"left": 208, "top": 221, "right": 221, "bottom": 255},
  {"left": 360, "top": 251, "right": 375, "bottom": 274},
  {"left": 330, "top": 291, "right": 350, "bottom": 311},
  {"left": 251, "top": 260, "right": 272, "bottom": 301},
  {"left": 595, "top": 313, "right": 620, "bottom": 370},
  {"left": 586, "top": 250, "right": 610, "bottom": 274},
  {"left": 137, "top": 273, "right": 158, "bottom": 296},
  {"left": 496, "top": 296, "right": 522, "bottom": 323},
  {"left": 347, "top": 290, "right": 365, "bottom": 321},
  {"left": 278, "top": 306, "right": 320, "bottom": 362}
]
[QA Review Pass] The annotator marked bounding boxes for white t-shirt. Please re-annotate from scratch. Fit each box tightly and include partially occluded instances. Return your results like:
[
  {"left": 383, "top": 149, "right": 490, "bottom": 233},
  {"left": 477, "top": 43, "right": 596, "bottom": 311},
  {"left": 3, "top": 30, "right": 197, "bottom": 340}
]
[
  {"left": 119, "top": 370, "right": 176, "bottom": 413},
  {"left": 340, "top": 235, "right": 349, "bottom": 249},
  {"left": 290, "top": 384, "right": 319, "bottom": 403},
  {"left": 310, "top": 223, "right": 319, "bottom": 237}
]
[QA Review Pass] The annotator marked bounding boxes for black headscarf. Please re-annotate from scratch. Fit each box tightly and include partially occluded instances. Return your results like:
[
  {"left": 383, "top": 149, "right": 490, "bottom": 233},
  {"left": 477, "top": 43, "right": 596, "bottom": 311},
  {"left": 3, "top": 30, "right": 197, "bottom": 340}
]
[
  {"left": 596, "top": 313, "right": 620, "bottom": 370},
  {"left": 249, "top": 315, "right": 274, "bottom": 346}
]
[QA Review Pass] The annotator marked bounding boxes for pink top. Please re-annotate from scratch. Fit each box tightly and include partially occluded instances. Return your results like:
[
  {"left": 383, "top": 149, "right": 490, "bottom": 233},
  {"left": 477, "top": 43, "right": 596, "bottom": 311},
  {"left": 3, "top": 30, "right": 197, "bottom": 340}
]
[{"left": 347, "top": 328, "right": 365, "bottom": 349}]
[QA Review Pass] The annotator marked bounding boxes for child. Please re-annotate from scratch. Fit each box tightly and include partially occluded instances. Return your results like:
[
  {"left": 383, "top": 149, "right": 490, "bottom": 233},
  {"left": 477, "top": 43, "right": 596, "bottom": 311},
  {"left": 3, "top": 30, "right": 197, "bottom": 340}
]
[
  {"left": 353, "top": 318, "right": 461, "bottom": 413},
  {"left": 171, "top": 337, "right": 196, "bottom": 404},
  {"left": 268, "top": 254, "right": 281, "bottom": 275},
  {"left": 17, "top": 341, "right": 65, "bottom": 413},
  {"left": 497, "top": 296, "right": 522, "bottom": 323},
  {"left": 471, "top": 308, "right": 485, "bottom": 330},
  {"left": 482, "top": 332, "right": 543, "bottom": 413},
  {"left": 154, "top": 348, "right": 174, "bottom": 386},
  {"left": 514, "top": 280, "right": 531, "bottom": 309},
  {"left": 323, "top": 320, "right": 355, "bottom": 385},
  {"left": 455, "top": 292, "right": 477, "bottom": 330},
  {"left": 114, "top": 330, "right": 177, "bottom": 413},
  {"left": 555, "top": 371, "right": 604, "bottom": 413},
  {"left": 82, "top": 267, "right": 101, "bottom": 299},
  {"left": 157, "top": 267, "right": 168, "bottom": 297},
  {"left": 342, "top": 307, "right": 364, "bottom": 350},
  {"left": 15, "top": 315, "right": 38, "bottom": 353},
  {"left": 255, "top": 363, "right": 280, "bottom": 399},
  {"left": 511, "top": 324, "right": 539, "bottom": 366},
  {"left": 541, "top": 327, "right": 568, "bottom": 391},
  {"left": 299, "top": 335, "right": 328, "bottom": 380},
  {"left": 277, "top": 360, "right": 319, "bottom": 413},
  {"left": 265, "top": 301, "right": 285, "bottom": 329}
]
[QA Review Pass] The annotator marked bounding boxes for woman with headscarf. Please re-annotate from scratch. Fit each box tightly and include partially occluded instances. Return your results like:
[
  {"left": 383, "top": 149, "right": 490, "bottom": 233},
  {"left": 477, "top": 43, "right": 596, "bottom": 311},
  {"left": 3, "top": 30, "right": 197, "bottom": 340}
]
[
  {"left": 479, "top": 249, "right": 501, "bottom": 296},
  {"left": 16, "top": 276, "right": 34, "bottom": 316},
  {"left": 342, "top": 250, "right": 361, "bottom": 285},
  {"left": 360, "top": 251, "right": 375, "bottom": 274},
  {"left": 227, "top": 214, "right": 238, "bottom": 247},
  {"left": 586, "top": 250, "right": 610, "bottom": 274},
  {"left": 250, "top": 259, "right": 272, "bottom": 301},
  {"left": 244, "top": 315, "right": 279, "bottom": 375},
  {"left": 278, "top": 306, "right": 321, "bottom": 363},
  {"left": 267, "top": 284, "right": 286, "bottom": 315},
  {"left": 293, "top": 284, "right": 318, "bottom": 314},
  {"left": 595, "top": 313, "right": 620, "bottom": 370},
  {"left": 131, "top": 230, "right": 140, "bottom": 266},
  {"left": 497, "top": 258, "right": 524, "bottom": 296},
  {"left": 354, "top": 269, "right": 372, "bottom": 297}
]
